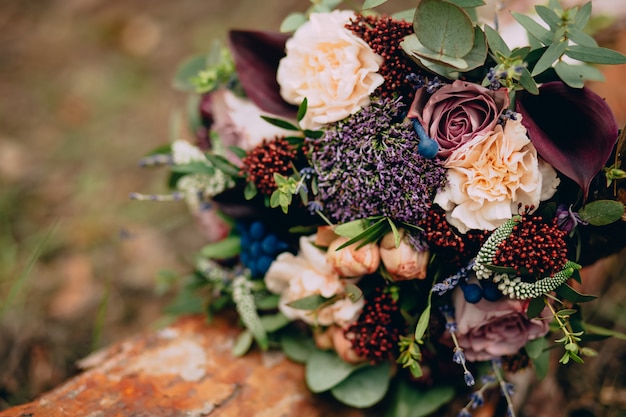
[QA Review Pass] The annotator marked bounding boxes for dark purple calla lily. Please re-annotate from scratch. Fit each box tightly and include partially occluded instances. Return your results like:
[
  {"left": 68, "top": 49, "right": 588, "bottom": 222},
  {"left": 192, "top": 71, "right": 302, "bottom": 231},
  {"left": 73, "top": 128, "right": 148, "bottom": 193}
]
[
  {"left": 516, "top": 81, "right": 619, "bottom": 199},
  {"left": 228, "top": 30, "right": 297, "bottom": 118}
]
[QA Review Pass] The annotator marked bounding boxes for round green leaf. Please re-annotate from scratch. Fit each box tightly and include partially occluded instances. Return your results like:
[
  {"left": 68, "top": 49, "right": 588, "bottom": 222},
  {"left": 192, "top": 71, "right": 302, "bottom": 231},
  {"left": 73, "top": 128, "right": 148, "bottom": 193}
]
[
  {"left": 414, "top": 0, "right": 474, "bottom": 58},
  {"left": 305, "top": 350, "right": 363, "bottom": 393},
  {"left": 385, "top": 378, "right": 455, "bottom": 417},
  {"left": 578, "top": 200, "right": 625, "bottom": 226},
  {"left": 330, "top": 362, "right": 392, "bottom": 408},
  {"left": 280, "top": 331, "right": 317, "bottom": 364}
]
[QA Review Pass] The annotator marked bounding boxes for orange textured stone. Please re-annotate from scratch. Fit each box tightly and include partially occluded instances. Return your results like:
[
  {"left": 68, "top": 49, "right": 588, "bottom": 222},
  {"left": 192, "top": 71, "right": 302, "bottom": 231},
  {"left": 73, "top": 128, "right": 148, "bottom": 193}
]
[{"left": 0, "top": 314, "right": 372, "bottom": 417}]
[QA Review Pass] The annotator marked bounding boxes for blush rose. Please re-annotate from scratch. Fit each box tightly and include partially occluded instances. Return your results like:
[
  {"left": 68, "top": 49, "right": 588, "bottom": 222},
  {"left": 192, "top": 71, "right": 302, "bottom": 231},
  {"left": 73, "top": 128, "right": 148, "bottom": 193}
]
[
  {"left": 407, "top": 80, "right": 509, "bottom": 160},
  {"left": 276, "top": 10, "right": 384, "bottom": 129},
  {"left": 452, "top": 287, "right": 551, "bottom": 362}
]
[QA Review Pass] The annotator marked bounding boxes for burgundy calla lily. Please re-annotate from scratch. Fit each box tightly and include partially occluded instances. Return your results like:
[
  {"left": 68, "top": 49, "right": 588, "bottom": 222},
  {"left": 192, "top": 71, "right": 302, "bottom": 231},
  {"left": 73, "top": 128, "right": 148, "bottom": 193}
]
[
  {"left": 228, "top": 30, "right": 297, "bottom": 118},
  {"left": 516, "top": 81, "right": 619, "bottom": 198}
]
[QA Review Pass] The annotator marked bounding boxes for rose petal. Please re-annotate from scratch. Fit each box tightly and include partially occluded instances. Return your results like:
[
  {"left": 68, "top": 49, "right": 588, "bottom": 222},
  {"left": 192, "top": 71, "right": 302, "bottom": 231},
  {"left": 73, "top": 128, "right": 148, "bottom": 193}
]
[
  {"left": 515, "top": 81, "right": 619, "bottom": 198},
  {"left": 228, "top": 30, "right": 298, "bottom": 118}
]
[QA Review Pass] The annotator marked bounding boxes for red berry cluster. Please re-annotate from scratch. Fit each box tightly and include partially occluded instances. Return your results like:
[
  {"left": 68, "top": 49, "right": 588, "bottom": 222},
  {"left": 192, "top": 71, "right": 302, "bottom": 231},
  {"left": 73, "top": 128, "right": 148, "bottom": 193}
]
[
  {"left": 420, "top": 206, "right": 489, "bottom": 267},
  {"left": 493, "top": 215, "right": 568, "bottom": 276},
  {"left": 345, "top": 286, "right": 404, "bottom": 364},
  {"left": 240, "top": 137, "right": 296, "bottom": 195},
  {"left": 345, "top": 14, "right": 422, "bottom": 102}
]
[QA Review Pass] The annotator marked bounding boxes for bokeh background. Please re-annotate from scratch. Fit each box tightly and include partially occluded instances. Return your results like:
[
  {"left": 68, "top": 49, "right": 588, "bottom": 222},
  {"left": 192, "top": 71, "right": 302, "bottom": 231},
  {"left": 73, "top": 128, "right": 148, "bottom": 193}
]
[{"left": 0, "top": 0, "right": 625, "bottom": 414}]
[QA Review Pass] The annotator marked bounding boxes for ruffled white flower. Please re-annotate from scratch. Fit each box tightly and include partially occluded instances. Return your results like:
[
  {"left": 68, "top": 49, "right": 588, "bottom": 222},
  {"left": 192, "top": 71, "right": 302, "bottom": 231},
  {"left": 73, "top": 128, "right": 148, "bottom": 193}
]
[
  {"left": 435, "top": 117, "right": 558, "bottom": 233},
  {"left": 276, "top": 10, "right": 384, "bottom": 130},
  {"left": 265, "top": 235, "right": 363, "bottom": 327}
]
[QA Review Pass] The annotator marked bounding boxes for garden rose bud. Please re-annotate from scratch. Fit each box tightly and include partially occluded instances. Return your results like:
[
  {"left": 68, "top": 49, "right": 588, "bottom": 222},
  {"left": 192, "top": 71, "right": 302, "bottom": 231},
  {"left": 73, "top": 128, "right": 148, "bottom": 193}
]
[
  {"left": 326, "top": 236, "right": 380, "bottom": 278},
  {"left": 330, "top": 327, "right": 367, "bottom": 364},
  {"left": 379, "top": 230, "right": 429, "bottom": 281}
]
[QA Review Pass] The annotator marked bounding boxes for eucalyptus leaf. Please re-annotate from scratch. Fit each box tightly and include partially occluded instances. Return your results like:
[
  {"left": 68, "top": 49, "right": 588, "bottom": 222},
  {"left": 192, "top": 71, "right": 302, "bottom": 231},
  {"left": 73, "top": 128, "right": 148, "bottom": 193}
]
[
  {"left": 446, "top": 0, "right": 485, "bottom": 7},
  {"left": 574, "top": 2, "right": 593, "bottom": 30},
  {"left": 532, "top": 346, "right": 550, "bottom": 379},
  {"left": 392, "top": 9, "right": 416, "bottom": 22},
  {"left": 280, "top": 331, "right": 317, "bottom": 363},
  {"left": 534, "top": 5, "right": 561, "bottom": 29},
  {"left": 531, "top": 41, "right": 567, "bottom": 76},
  {"left": 362, "top": 0, "right": 388, "bottom": 10},
  {"left": 565, "top": 45, "right": 626, "bottom": 65},
  {"left": 330, "top": 362, "right": 392, "bottom": 408},
  {"left": 524, "top": 336, "right": 547, "bottom": 359},
  {"left": 280, "top": 12, "right": 308, "bottom": 33},
  {"left": 578, "top": 200, "right": 625, "bottom": 226},
  {"left": 413, "top": 0, "right": 475, "bottom": 58},
  {"left": 385, "top": 379, "right": 455, "bottom": 417},
  {"left": 484, "top": 24, "right": 511, "bottom": 57},
  {"left": 518, "top": 66, "right": 539, "bottom": 95},
  {"left": 566, "top": 27, "right": 598, "bottom": 48},
  {"left": 306, "top": 349, "right": 363, "bottom": 393},
  {"left": 554, "top": 61, "right": 600, "bottom": 88},
  {"left": 511, "top": 12, "right": 552, "bottom": 45},
  {"left": 287, "top": 294, "right": 328, "bottom": 310},
  {"left": 401, "top": 34, "right": 470, "bottom": 69},
  {"left": 255, "top": 293, "right": 280, "bottom": 310},
  {"left": 200, "top": 236, "right": 241, "bottom": 259}
]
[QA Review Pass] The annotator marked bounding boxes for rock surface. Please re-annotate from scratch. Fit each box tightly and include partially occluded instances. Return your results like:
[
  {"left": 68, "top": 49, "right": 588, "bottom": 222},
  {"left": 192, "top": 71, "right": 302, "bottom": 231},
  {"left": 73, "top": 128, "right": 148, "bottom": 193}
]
[{"left": 0, "top": 315, "right": 370, "bottom": 417}]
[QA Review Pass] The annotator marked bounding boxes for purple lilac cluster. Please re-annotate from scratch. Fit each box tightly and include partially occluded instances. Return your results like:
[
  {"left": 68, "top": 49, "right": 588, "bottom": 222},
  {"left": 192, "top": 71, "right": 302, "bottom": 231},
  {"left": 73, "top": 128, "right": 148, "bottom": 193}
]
[{"left": 309, "top": 97, "right": 447, "bottom": 225}]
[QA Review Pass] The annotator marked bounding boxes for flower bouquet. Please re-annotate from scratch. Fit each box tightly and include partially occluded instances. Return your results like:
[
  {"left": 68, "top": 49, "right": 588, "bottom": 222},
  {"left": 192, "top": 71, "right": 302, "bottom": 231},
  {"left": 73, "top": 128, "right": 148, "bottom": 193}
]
[{"left": 134, "top": 0, "right": 626, "bottom": 415}]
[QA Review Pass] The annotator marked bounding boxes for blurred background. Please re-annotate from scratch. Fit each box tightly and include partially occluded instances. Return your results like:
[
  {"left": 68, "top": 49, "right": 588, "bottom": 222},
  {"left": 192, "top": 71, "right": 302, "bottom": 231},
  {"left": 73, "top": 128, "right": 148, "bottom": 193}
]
[{"left": 0, "top": 0, "right": 625, "bottom": 414}]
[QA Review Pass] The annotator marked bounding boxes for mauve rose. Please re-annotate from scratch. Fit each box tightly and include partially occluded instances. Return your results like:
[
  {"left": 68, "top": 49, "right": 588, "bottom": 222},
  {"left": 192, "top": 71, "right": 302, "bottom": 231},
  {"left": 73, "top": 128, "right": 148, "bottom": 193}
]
[
  {"left": 407, "top": 80, "right": 509, "bottom": 159},
  {"left": 452, "top": 286, "right": 551, "bottom": 361}
]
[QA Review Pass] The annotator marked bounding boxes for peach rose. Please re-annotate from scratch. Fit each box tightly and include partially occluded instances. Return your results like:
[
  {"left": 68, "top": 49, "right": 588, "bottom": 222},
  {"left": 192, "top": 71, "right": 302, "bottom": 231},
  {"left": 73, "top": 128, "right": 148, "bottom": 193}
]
[
  {"left": 264, "top": 235, "right": 363, "bottom": 326},
  {"left": 434, "top": 117, "right": 558, "bottom": 233},
  {"left": 327, "top": 236, "right": 380, "bottom": 278},
  {"left": 276, "top": 10, "right": 384, "bottom": 129},
  {"left": 453, "top": 287, "right": 551, "bottom": 361},
  {"left": 379, "top": 230, "right": 429, "bottom": 281}
]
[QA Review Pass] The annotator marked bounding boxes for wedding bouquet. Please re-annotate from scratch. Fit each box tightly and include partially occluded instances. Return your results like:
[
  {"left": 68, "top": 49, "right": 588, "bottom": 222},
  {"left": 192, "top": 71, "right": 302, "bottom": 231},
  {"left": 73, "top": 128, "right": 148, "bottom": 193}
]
[{"left": 134, "top": 0, "right": 626, "bottom": 415}]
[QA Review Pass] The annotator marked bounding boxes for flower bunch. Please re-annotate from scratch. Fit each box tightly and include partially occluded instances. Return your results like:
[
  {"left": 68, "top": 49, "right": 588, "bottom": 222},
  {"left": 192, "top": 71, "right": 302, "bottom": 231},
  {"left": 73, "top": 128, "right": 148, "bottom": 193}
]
[{"left": 136, "top": 0, "right": 626, "bottom": 415}]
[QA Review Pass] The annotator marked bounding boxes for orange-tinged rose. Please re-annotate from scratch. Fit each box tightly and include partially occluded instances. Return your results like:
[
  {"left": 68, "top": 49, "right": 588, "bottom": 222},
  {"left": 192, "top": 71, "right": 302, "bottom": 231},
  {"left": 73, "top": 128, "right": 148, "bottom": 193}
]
[{"left": 327, "top": 236, "right": 380, "bottom": 278}]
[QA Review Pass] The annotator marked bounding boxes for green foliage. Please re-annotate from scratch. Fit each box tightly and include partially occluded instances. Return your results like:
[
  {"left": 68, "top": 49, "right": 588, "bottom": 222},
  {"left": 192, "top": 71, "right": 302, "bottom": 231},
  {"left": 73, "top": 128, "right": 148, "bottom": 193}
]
[
  {"left": 385, "top": 379, "right": 455, "bottom": 417},
  {"left": 330, "top": 361, "right": 392, "bottom": 408},
  {"left": 286, "top": 294, "right": 329, "bottom": 310},
  {"left": 336, "top": 217, "right": 390, "bottom": 250},
  {"left": 305, "top": 349, "right": 364, "bottom": 393},
  {"left": 578, "top": 200, "right": 625, "bottom": 226},
  {"left": 200, "top": 236, "right": 241, "bottom": 260},
  {"left": 280, "top": 330, "right": 318, "bottom": 363},
  {"left": 397, "top": 335, "right": 423, "bottom": 378},
  {"left": 173, "top": 41, "right": 237, "bottom": 93}
]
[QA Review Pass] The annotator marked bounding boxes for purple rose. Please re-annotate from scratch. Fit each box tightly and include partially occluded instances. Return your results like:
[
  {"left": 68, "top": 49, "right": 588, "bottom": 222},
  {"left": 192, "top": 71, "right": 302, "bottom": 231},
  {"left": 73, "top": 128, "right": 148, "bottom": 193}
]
[
  {"left": 407, "top": 80, "right": 509, "bottom": 159},
  {"left": 452, "top": 287, "right": 551, "bottom": 362}
]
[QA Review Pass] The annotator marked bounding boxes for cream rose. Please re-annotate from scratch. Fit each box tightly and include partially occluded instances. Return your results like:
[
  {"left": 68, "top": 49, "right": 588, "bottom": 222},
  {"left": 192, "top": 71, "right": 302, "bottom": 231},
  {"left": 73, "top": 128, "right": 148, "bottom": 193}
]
[
  {"left": 327, "top": 236, "right": 380, "bottom": 278},
  {"left": 264, "top": 235, "right": 363, "bottom": 327},
  {"left": 276, "top": 10, "right": 384, "bottom": 130},
  {"left": 434, "top": 117, "right": 558, "bottom": 233},
  {"left": 379, "top": 230, "right": 429, "bottom": 281}
]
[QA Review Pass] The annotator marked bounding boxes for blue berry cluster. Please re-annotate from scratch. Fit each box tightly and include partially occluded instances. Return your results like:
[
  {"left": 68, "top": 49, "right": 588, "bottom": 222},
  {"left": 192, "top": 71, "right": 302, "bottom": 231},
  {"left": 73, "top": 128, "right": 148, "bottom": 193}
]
[
  {"left": 460, "top": 280, "right": 502, "bottom": 304},
  {"left": 238, "top": 221, "right": 289, "bottom": 278}
]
